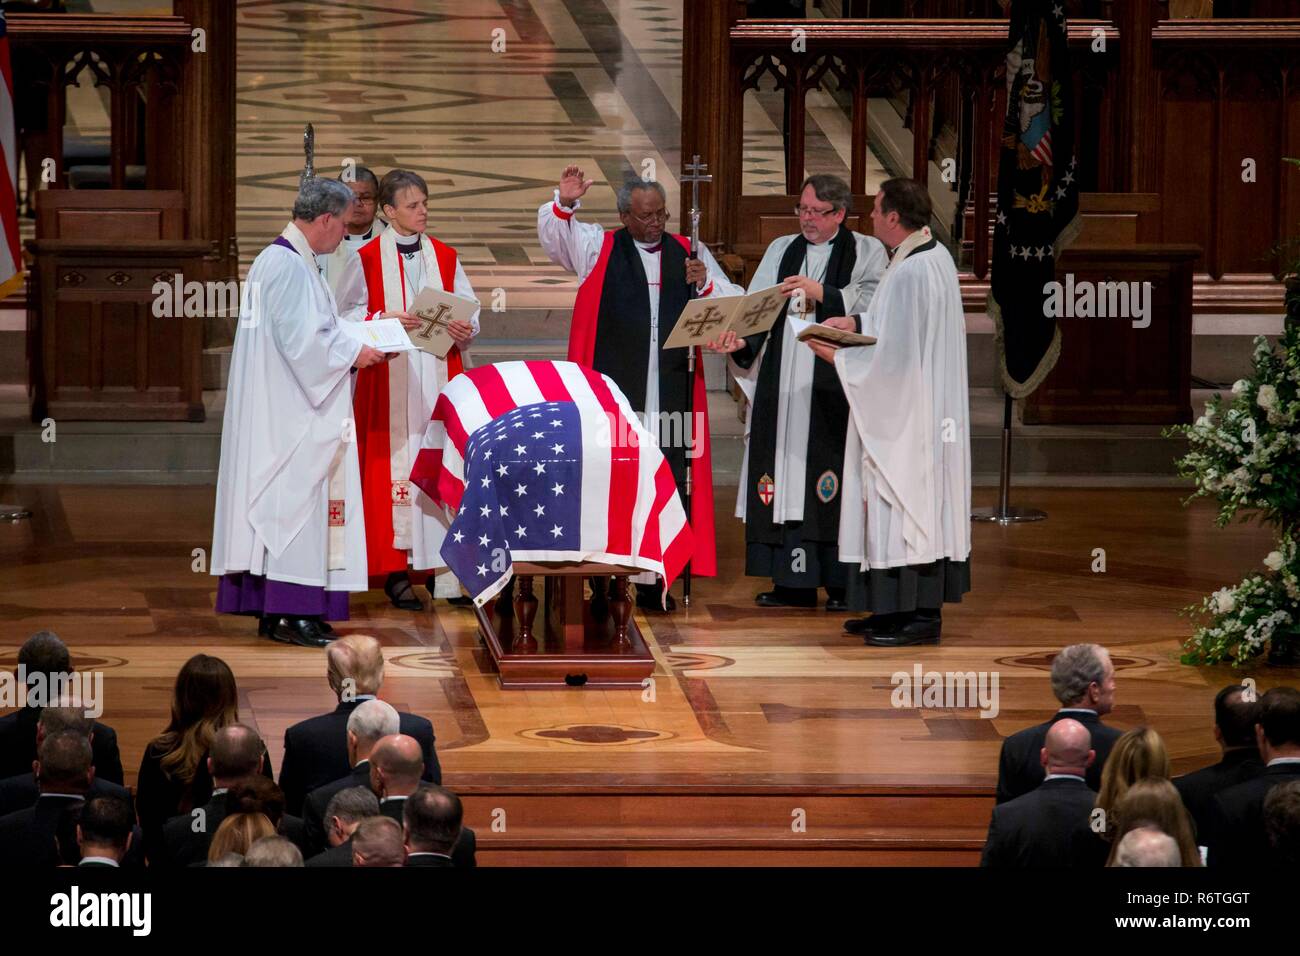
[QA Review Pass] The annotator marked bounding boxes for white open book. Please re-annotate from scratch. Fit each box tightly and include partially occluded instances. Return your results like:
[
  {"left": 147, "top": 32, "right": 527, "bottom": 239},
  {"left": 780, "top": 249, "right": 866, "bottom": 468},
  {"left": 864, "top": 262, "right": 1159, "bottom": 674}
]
[{"left": 339, "top": 317, "right": 417, "bottom": 352}]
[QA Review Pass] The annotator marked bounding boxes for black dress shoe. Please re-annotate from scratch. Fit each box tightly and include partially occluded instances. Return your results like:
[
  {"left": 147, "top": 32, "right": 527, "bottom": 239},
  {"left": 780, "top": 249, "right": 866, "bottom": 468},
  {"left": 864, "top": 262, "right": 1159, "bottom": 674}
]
[
  {"left": 844, "top": 613, "right": 902, "bottom": 635},
  {"left": 384, "top": 573, "right": 423, "bottom": 611},
  {"left": 445, "top": 596, "right": 474, "bottom": 607},
  {"left": 865, "top": 615, "right": 941, "bottom": 647},
  {"left": 268, "top": 617, "right": 332, "bottom": 648},
  {"left": 755, "top": 590, "right": 816, "bottom": 609},
  {"left": 825, "top": 597, "right": 848, "bottom": 612},
  {"left": 318, "top": 620, "right": 334, "bottom": 634},
  {"left": 258, "top": 615, "right": 279, "bottom": 637}
]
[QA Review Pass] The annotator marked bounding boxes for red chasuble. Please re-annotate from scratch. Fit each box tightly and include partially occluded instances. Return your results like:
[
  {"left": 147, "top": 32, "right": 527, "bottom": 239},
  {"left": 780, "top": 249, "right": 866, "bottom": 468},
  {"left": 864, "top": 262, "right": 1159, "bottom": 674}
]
[
  {"left": 354, "top": 235, "right": 464, "bottom": 576},
  {"left": 568, "top": 228, "right": 717, "bottom": 577}
]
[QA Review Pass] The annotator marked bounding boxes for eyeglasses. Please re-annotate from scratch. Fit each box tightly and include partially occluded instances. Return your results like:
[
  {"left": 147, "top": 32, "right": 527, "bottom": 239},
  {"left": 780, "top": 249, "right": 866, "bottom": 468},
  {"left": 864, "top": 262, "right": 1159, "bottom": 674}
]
[
  {"left": 795, "top": 204, "right": 838, "bottom": 218},
  {"left": 627, "top": 209, "right": 670, "bottom": 225},
  {"left": 352, "top": 196, "right": 377, "bottom": 207}
]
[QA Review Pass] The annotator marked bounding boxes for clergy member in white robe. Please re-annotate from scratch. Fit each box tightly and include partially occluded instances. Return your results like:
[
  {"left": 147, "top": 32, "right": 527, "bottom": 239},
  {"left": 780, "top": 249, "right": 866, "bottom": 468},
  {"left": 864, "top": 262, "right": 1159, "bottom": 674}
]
[
  {"left": 711, "top": 174, "right": 886, "bottom": 613},
  {"left": 212, "top": 178, "right": 389, "bottom": 648},
  {"left": 335, "top": 168, "right": 479, "bottom": 609},
  {"left": 806, "top": 177, "right": 971, "bottom": 647},
  {"left": 318, "top": 165, "right": 386, "bottom": 296},
  {"left": 538, "top": 165, "right": 743, "bottom": 610}
]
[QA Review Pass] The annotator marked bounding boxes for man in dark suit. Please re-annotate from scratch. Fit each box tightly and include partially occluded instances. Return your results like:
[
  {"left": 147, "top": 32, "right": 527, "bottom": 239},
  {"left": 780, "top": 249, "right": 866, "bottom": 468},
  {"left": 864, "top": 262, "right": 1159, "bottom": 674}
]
[
  {"left": 76, "top": 794, "right": 135, "bottom": 867},
  {"left": 0, "top": 732, "right": 96, "bottom": 866},
  {"left": 370, "top": 734, "right": 477, "bottom": 867},
  {"left": 0, "top": 631, "right": 123, "bottom": 785},
  {"left": 981, "top": 718, "right": 1102, "bottom": 867},
  {"left": 1174, "top": 683, "right": 1264, "bottom": 842},
  {"left": 305, "top": 786, "right": 380, "bottom": 867},
  {"left": 300, "top": 697, "right": 399, "bottom": 856},
  {"left": 0, "top": 704, "right": 133, "bottom": 815},
  {"left": 159, "top": 723, "right": 268, "bottom": 867},
  {"left": 279, "top": 634, "right": 440, "bottom": 813},
  {"left": 996, "top": 643, "right": 1121, "bottom": 803},
  {"left": 1208, "top": 686, "right": 1300, "bottom": 868},
  {"left": 404, "top": 785, "right": 461, "bottom": 867}
]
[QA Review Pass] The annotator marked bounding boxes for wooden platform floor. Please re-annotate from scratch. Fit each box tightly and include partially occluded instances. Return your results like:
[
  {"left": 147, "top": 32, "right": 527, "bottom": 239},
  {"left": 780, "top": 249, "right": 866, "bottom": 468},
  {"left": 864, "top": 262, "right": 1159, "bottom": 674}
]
[{"left": 2, "top": 482, "right": 1295, "bottom": 791}]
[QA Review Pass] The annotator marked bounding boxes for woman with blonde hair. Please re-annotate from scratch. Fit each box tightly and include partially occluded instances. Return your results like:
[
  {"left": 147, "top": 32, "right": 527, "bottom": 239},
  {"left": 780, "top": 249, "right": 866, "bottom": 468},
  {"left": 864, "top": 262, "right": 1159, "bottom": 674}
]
[
  {"left": 207, "top": 813, "right": 276, "bottom": 863},
  {"left": 136, "top": 654, "right": 240, "bottom": 863},
  {"left": 1104, "top": 779, "right": 1202, "bottom": 866},
  {"left": 1095, "top": 726, "right": 1171, "bottom": 824}
]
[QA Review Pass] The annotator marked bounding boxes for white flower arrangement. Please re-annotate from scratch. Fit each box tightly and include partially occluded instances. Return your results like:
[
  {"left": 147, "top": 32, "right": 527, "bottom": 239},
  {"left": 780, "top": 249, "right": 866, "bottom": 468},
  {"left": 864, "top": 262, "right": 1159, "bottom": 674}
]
[{"left": 1168, "top": 321, "right": 1300, "bottom": 665}]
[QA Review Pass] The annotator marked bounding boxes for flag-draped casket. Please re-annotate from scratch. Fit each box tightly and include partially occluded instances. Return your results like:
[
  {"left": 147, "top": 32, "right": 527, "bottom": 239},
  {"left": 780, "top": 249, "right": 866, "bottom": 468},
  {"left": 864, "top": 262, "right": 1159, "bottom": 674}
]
[{"left": 409, "top": 360, "right": 695, "bottom": 606}]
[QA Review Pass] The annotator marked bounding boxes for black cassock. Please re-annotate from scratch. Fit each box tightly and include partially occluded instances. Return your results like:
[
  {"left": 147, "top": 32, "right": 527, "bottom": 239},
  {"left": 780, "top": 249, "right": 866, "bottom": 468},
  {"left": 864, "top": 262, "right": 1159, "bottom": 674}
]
[{"left": 732, "top": 227, "right": 858, "bottom": 595}]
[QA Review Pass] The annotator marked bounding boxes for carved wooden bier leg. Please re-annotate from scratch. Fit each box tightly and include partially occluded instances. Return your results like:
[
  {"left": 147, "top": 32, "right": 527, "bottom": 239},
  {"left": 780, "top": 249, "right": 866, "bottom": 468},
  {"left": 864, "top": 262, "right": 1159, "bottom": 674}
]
[
  {"left": 513, "top": 575, "right": 538, "bottom": 652},
  {"left": 610, "top": 574, "right": 632, "bottom": 647}
]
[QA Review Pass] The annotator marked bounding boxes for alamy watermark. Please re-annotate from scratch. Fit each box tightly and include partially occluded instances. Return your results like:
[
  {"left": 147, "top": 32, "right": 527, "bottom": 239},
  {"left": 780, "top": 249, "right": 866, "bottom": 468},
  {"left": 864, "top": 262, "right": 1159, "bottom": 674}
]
[
  {"left": 890, "top": 663, "right": 1000, "bottom": 718},
  {"left": 1043, "top": 274, "right": 1152, "bottom": 329},
  {"left": 0, "top": 667, "right": 103, "bottom": 719}
]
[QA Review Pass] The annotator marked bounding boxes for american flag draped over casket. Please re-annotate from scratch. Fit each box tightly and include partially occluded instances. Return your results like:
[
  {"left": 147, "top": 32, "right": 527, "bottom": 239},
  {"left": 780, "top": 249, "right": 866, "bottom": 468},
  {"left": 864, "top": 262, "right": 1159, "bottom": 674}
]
[{"left": 409, "top": 360, "right": 694, "bottom": 607}]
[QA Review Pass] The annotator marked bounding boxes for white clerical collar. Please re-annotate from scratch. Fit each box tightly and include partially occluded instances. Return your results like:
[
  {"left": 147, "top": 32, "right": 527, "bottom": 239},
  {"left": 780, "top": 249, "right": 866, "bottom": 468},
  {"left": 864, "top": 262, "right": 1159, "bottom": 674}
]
[
  {"left": 281, "top": 222, "right": 320, "bottom": 271},
  {"left": 633, "top": 238, "right": 662, "bottom": 253},
  {"left": 344, "top": 228, "right": 373, "bottom": 243},
  {"left": 381, "top": 795, "right": 409, "bottom": 804},
  {"left": 80, "top": 856, "right": 120, "bottom": 867},
  {"left": 1268, "top": 757, "right": 1300, "bottom": 766},
  {"left": 407, "top": 851, "right": 452, "bottom": 860},
  {"left": 1043, "top": 773, "right": 1087, "bottom": 783}
]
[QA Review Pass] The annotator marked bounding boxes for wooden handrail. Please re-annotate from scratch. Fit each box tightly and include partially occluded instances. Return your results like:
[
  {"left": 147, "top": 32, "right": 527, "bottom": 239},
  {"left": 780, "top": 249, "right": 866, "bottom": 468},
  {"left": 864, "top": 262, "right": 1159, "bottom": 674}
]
[
  {"left": 1151, "top": 18, "right": 1300, "bottom": 47},
  {"left": 730, "top": 18, "right": 1119, "bottom": 48},
  {"left": 6, "top": 13, "right": 193, "bottom": 45}
]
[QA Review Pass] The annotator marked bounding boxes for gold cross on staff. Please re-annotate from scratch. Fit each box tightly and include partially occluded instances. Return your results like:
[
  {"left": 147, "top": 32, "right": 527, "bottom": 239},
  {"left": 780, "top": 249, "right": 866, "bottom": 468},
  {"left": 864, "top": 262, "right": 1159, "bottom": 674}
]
[
  {"left": 414, "top": 303, "right": 453, "bottom": 339},
  {"left": 684, "top": 306, "right": 725, "bottom": 338}
]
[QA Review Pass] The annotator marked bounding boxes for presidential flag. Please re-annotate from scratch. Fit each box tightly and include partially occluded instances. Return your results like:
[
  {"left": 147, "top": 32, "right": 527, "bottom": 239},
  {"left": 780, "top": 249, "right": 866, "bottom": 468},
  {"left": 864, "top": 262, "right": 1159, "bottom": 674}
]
[
  {"left": 410, "top": 360, "right": 694, "bottom": 607},
  {"left": 990, "top": 0, "right": 1081, "bottom": 398}
]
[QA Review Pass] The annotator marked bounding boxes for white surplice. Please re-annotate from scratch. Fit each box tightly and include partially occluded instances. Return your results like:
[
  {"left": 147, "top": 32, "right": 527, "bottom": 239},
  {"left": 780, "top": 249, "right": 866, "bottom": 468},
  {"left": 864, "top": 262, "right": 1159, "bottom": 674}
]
[
  {"left": 334, "top": 230, "right": 481, "bottom": 588},
  {"left": 319, "top": 219, "right": 386, "bottom": 297},
  {"left": 210, "top": 223, "right": 368, "bottom": 591},
  {"left": 834, "top": 231, "right": 971, "bottom": 569},
  {"left": 731, "top": 230, "right": 888, "bottom": 522}
]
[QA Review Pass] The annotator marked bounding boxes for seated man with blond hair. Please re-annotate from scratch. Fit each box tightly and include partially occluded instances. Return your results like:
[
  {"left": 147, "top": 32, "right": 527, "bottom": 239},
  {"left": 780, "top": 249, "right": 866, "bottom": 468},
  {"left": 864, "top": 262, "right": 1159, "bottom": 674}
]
[{"left": 278, "top": 634, "right": 440, "bottom": 813}]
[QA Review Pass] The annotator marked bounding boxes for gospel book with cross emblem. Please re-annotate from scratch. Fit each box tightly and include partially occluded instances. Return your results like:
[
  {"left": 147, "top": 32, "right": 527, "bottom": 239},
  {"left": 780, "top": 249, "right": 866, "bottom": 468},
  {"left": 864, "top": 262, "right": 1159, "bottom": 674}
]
[
  {"left": 662, "top": 285, "right": 790, "bottom": 350},
  {"left": 406, "top": 286, "right": 480, "bottom": 359}
]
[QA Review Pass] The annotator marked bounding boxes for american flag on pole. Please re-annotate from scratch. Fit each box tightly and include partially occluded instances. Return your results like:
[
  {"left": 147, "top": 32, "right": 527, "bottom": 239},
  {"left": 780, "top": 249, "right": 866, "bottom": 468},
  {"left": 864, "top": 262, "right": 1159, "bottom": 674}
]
[
  {"left": 410, "top": 360, "right": 694, "bottom": 607},
  {"left": 0, "top": 11, "right": 22, "bottom": 301}
]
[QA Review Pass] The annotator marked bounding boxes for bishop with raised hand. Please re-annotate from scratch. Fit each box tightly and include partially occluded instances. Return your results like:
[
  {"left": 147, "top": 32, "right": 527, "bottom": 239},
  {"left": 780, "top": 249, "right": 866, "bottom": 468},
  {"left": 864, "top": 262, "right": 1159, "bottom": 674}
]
[
  {"left": 538, "top": 164, "right": 744, "bottom": 610},
  {"left": 211, "top": 177, "right": 388, "bottom": 648},
  {"left": 708, "top": 174, "right": 887, "bottom": 614},
  {"left": 335, "top": 169, "right": 480, "bottom": 611},
  {"left": 805, "top": 177, "right": 972, "bottom": 647}
]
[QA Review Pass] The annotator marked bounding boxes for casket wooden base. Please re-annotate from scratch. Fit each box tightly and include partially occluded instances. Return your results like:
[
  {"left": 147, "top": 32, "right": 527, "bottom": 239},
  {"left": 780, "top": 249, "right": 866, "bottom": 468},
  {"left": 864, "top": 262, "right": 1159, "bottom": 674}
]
[{"left": 473, "top": 562, "right": 656, "bottom": 690}]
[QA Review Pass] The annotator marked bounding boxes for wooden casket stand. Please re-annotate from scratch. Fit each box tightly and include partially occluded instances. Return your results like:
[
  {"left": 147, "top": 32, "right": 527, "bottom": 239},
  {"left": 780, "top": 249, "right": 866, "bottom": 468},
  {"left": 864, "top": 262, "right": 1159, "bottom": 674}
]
[{"left": 474, "top": 563, "right": 656, "bottom": 690}]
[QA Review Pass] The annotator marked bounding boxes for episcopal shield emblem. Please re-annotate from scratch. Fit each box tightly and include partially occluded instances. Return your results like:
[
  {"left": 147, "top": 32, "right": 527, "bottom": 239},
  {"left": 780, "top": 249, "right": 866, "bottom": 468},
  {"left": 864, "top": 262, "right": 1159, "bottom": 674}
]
[
  {"left": 391, "top": 480, "right": 412, "bottom": 505},
  {"left": 757, "top": 473, "right": 775, "bottom": 506},
  {"left": 816, "top": 470, "right": 839, "bottom": 504},
  {"left": 328, "top": 500, "right": 345, "bottom": 527}
]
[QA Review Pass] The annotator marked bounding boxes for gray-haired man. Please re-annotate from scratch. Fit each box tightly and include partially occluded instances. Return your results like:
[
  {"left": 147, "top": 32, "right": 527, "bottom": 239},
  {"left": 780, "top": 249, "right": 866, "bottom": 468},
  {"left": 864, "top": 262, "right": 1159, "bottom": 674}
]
[
  {"left": 211, "top": 177, "right": 390, "bottom": 648},
  {"left": 995, "top": 642, "right": 1121, "bottom": 803}
]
